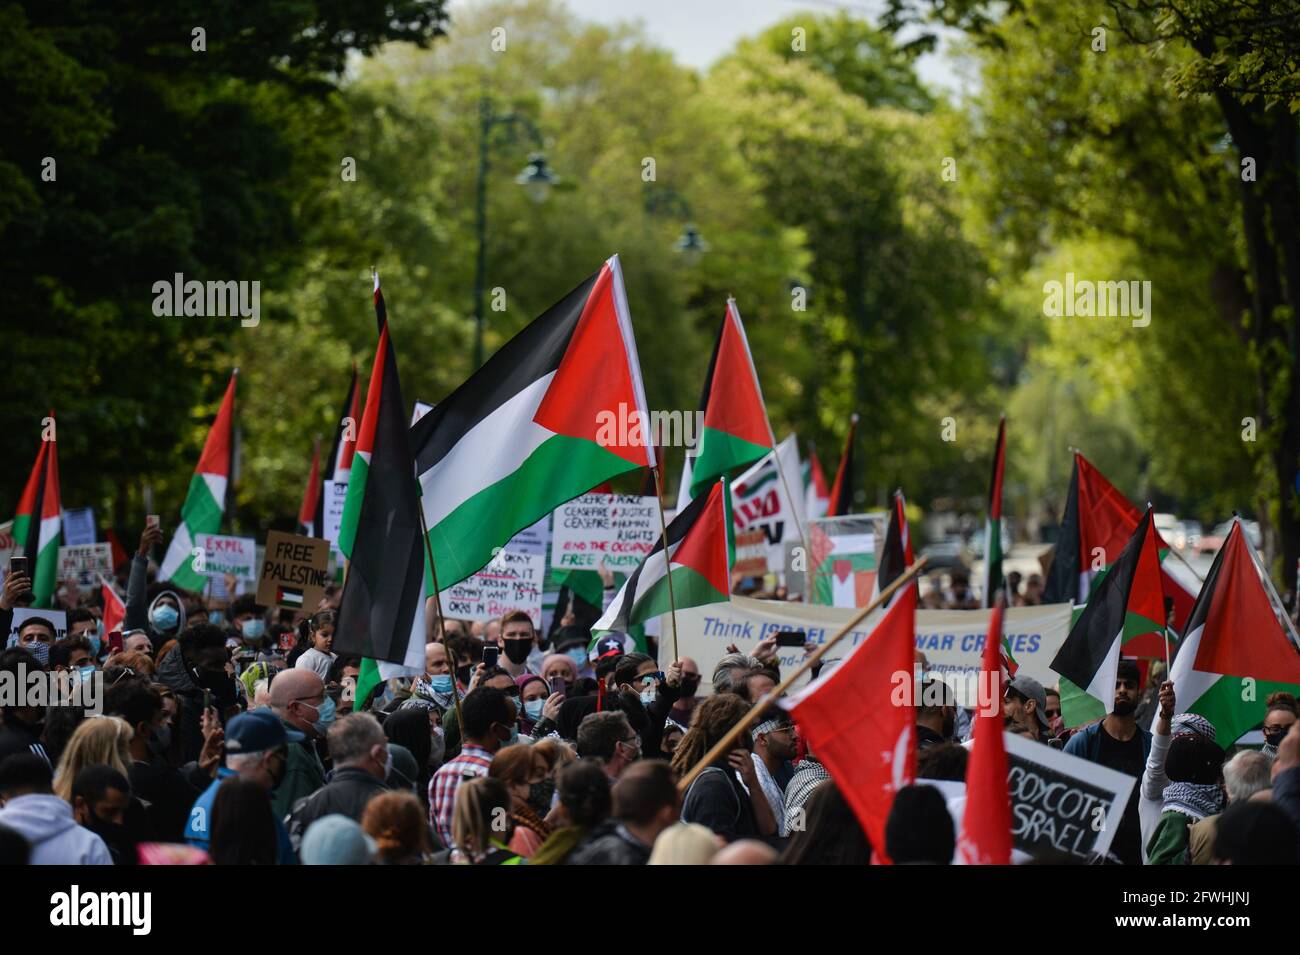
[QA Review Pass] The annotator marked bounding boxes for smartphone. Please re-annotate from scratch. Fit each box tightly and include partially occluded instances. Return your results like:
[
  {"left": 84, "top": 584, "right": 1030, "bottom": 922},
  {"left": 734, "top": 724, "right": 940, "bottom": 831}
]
[
  {"left": 146, "top": 514, "right": 160, "bottom": 529},
  {"left": 482, "top": 645, "right": 499, "bottom": 669},
  {"left": 106, "top": 630, "right": 124, "bottom": 655},
  {"left": 9, "top": 556, "right": 27, "bottom": 578},
  {"left": 548, "top": 676, "right": 566, "bottom": 697},
  {"left": 202, "top": 689, "right": 212, "bottom": 711},
  {"left": 774, "top": 630, "right": 806, "bottom": 648}
]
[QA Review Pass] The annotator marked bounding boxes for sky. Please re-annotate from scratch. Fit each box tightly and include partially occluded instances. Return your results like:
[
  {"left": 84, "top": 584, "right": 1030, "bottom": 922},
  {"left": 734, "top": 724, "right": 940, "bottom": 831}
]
[{"left": 453, "top": 0, "right": 970, "bottom": 97}]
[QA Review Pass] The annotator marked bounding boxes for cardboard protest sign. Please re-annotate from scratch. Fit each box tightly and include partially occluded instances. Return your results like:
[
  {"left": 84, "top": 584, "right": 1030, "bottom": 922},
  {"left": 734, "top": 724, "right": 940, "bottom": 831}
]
[
  {"left": 441, "top": 551, "right": 545, "bottom": 627},
  {"left": 551, "top": 494, "right": 658, "bottom": 572},
  {"left": 61, "top": 508, "right": 96, "bottom": 546},
  {"left": 732, "top": 529, "right": 768, "bottom": 576},
  {"left": 194, "top": 534, "right": 258, "bottom": 599},
  {"left": 1001, "top": 732, "right": 1135, "bottom": 861},
  {"left": 672, "top": 597, "right": 1071, "bottom": 706},
  {"left": 257, "top": 531, "right": 330, "bottom": 611},
  {"left": 807, "top": 514, "right": 884, "bottom": 607},
  {"left": 7, "top": 608, "right": 68, "bottom": 647},
  {"left": 57, "top": 544, "right": 113, "bottom": 589}
]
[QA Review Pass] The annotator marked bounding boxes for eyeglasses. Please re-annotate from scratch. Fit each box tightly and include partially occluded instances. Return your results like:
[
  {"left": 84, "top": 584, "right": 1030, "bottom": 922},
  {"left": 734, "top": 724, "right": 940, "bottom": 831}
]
[{"left": 1044, "top": 709, "right": 1061, "bottom": 719}]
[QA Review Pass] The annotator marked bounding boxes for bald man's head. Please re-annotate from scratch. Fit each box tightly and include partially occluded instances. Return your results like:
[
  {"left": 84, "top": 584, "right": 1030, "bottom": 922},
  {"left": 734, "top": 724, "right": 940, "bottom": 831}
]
[
  {"left": 709, "top": 840, "right": 777, "bottom": 865},
  {"left": 270, "top": 668, "right": 326, "bottom": 736}
]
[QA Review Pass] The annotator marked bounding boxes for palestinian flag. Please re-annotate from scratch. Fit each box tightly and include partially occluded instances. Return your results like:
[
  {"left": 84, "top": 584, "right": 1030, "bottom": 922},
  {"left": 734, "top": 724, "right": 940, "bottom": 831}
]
[
  {"left": 100, "top": 576, "right": 125, "bottom": 640},
  {"left": 870, "top": 489, "right": 913, "bottom": 606},
  {"left": 335, "top": 274, "right": 427, "bottom": 709},
  {"left": 1050, "top": 507, "right": 1166, "bottom": 716},
  {"left": 312, "top": 368, "right": 360, "bottom": 539},
  {"left": 827, "top": 413, "right": 858, "bottom": 517},
  {"left": 160, "top": 372, "right": 236, "bottom": 591},
  {"left": 982, "top": 416, "right": 1006, "bottom": 609},
  {"left": 783, "top": 582, "right": 918, "bottom": 862},
  {"left": 338, "top": 304, "right": 391, "bottom": 561},
  {"left": 297, "top": 438, "right": 322, "bottom": 537},
  {"left": 960, "top": 602, "right": 1013, "bottom": 865},
  {"left": 12, "top": 421, "right": 61, "bottom": 608},
  {"left": 1043, "top": 452, "right": 1198, "bottom": 637},
  {"left": 804, "top": 442, "right": 831, "bottom": 520},
  {"left": 687, "top": 300, "right": 774, "bottom": 499},
  {"left": 592, "top": 479, "right": 730, "bottom": 641},
  {"left": 411, "top": 255, "right": 654, "bottom": 590},
  {"left": 1170, "top": 518, "right": 1300, "bottom": 748}
]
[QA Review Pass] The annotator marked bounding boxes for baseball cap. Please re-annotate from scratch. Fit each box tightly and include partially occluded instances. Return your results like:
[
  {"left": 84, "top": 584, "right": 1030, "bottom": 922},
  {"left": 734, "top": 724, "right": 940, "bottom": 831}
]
[
  {"left": 224, "top": 709, "right": 303, "bottom": 753},
  {"left": 590, "top": 633, "right": 634, "bottom": 664},
  {"left": 1007, "top": 674, "right": 1051, "bottom": 730}
]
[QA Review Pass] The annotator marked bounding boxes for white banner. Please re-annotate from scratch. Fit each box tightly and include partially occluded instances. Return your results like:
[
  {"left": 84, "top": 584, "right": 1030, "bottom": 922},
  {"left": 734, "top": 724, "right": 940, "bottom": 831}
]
[
  {"left": 441, "top": 550, "right": 545, "bottom": 627},
  {"left": 551, "top": 494, "right": 658, "bottom": 573},
  {"left": 670, "top": 597, "right": 1072, "bottom": 706},
  {"left": 57, "top": 544, "right": 113, "bottom": 589}
]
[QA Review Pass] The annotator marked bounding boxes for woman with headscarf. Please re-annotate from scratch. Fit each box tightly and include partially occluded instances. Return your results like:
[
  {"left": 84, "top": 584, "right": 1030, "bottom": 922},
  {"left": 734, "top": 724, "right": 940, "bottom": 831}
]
[
  {"left": 383, "top": 707, "right": 436, "bottom": 809},
  {"left": 516, "top": 674, "right": 550, "bottom": 737},
  {"left": 1142, "top": 688, "right": 1225, "bottom": 864}
]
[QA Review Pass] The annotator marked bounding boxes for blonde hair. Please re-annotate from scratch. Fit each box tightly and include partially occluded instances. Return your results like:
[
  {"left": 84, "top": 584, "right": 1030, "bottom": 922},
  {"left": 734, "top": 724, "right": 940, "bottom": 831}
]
[
  {"left": 54, "top": 716, "right": 134, "bottom": 802},
  {"left": 451, "top": 776, "right": 512, "bottom": 861},
  {"left": 533, "top": 736, "right": 574, "bottom": 773},
  {"left": 648, "top": 822, "right": 720, "bottom": 865}
]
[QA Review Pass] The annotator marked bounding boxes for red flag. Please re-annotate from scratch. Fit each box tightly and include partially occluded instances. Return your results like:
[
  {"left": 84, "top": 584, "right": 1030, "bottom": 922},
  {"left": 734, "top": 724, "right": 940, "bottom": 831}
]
[
  {"left": 826, "top": 413, "right": 858, "bottom": 517},
  {"left": 297, "top": 438, "right": 322, "bottom": 535},
  {"left": 783, "top": 583, "right": 917, "bottom": 861},
  {"left": 960, "top": 602, "right": 1013, "bottom": 865},
  {"left": 101, "top": 576, "right": 125, "bottom": 640}
]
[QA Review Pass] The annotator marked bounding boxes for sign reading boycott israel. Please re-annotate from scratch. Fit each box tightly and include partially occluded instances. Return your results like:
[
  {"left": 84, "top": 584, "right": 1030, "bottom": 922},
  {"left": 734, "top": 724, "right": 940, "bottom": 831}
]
[
  {"left": 257, "top": 531, "right": 330, "bottom": 611},
  {"left": 671, "top": 596, "right": 1072, "bottom": 705},
  {"left": 1002, "top": 733, "right": 1134, "bottom": 861}
]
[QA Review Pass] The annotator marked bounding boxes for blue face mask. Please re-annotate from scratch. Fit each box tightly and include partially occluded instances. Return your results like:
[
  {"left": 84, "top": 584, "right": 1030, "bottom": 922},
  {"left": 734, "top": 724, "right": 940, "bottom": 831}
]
[
  {"left": 303, "top": 695, "right": 336, "bottom": 736},
  {"left": 524, "top": 698, "right": 546, "bottom": 721},
  {"left": 566, "top": 647, "right": 588, "bottom": 670},
  {"left": 429, "top": 674, "right": 454, "bottom": 693},
  {"left": 77, "top": 664, "right": 97, "bottom": 683},
  {"left": 241, "top": 619, "right": 266, "bottom": 641},
  {"left": 151, "top": 605, "right": 179, "bottom": 632},
  {"left": 86, "top": 635, "right": 101, "bottom": 659},
  {"left": 640, "top": 687, "right": 657, "bottom": 707}
]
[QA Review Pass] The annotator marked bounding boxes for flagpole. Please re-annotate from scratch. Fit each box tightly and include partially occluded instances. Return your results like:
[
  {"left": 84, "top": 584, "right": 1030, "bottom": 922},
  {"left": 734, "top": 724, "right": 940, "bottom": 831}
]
[
  {"left": 416, "top": 501, "right": 464, "bottom": 735},
  {"left": 676, "top": 555, "right": 928, "bottom": 793},
  {"left": 771, "top": 443, "right": 811, "bottom": 584},
  {"left": 651, "top": 462, "right": 681, "bottom": 663}
]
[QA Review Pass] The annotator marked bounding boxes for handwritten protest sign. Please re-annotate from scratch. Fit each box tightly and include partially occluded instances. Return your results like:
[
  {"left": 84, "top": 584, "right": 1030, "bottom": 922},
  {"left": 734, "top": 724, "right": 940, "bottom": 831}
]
[
  {"left": 57, "top": 544, "right": 113, "bottom": 589},
  {"left": 551, "top": 494, "right": 657, "bottom": 572},
  {"left": 441, "top": 550, "right": 545, "bottom": 627},
  {"left": 1002, "top": 732, "right": 1135, "bottom": 861},
  {"left": 61, "top": 508, "right": 96, "bottom": 546},
  {"left": 194, "top": 534, "right": 257, "bottom": 599},
  {"left": 257, "top": 531, "right": 330, "bottom": 611},
  {"left": 322, "top": 480, "right": 348, "bottom": 552}
]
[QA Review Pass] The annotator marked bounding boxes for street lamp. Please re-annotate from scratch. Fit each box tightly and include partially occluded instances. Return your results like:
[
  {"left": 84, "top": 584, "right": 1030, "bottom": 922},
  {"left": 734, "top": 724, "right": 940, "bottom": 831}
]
[
  {"left": 474, "top": 96, "right": 560, "bottom": 369},
  {"left": 644, "top": 185, "right": 706, "bottom": 262}
]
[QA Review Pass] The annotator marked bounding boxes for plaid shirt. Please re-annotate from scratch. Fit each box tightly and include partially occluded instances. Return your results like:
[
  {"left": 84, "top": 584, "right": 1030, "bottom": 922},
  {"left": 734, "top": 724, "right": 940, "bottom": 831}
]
[{"left": 430, "top": 745, "right": 494, "bottom": 847}]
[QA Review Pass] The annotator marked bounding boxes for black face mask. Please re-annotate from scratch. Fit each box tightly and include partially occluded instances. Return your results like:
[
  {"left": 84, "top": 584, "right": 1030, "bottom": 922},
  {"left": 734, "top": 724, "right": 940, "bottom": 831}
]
[
  {"left": 455, "top": 665, "right": 473, "bottom": 686},
  {"left": 678, "top": 677, "right": 700, "bottom": 697},
  {"left": 503, "top": 641, "right": 532, "bottom": 665},
  {"left": 527, "top": 779, "right": 555, "bottom": 815},
  {"left": 1263, "top": 728, "right": 1289, "bottom": 748}
]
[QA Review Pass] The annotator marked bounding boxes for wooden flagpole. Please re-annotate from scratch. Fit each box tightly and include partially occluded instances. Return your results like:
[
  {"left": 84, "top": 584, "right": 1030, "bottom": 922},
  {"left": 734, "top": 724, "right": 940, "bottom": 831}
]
[
  {"left": 677, "top": 555, "right": 928, "bottom": 793},
  {"left": 417, "top": 505, "right": 464, "bottom": 734},
  {"left": 651, "top": 461, "right": 681, "bottom": 663}
]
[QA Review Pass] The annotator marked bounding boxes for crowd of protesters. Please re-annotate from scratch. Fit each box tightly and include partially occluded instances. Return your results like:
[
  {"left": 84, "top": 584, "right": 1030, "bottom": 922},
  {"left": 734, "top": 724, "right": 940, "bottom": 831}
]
[{"left": 0, "top": 523, "right": 1297, "bottom": 866}]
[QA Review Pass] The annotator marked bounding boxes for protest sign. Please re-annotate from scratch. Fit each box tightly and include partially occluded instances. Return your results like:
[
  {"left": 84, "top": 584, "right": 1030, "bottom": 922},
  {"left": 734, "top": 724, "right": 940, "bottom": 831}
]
[
  {"left": 731, "top": 436, "right": 805, "bottom": 580},
  {"left": 61, "top": 508, "right": 96, "bottom": 546},
  {"left": 322, "top": 480, "right": 348, "bottom": 551},
  {"left": 551, "top": 494, "right": 658, "bottom": 572},
  {"left": 194, "top": 534, "right": 258, "bottom": 598},
  {"left": 257, "top": 531, "right": 330, "bottom": 611},
  {"left": 7, "top": 608, "right": 69, "bottom": 646},
  {"left": 671, "top": 597, "right": 1071, "bottom": 706},
  {"left": 1002, "top": 732, "right": 1135, "bottom": 861},
  {"left": 732, "top": 529, "right": 768, "bottom": 576},
  {"left": 441, "top": 550, "right": 545, "bottom": 627},
  {"left": 57, "top": 544, "right": 113, "bottom": 589},
  {"left": 806, "top": 514, "right": 884, "bottom": 607}
]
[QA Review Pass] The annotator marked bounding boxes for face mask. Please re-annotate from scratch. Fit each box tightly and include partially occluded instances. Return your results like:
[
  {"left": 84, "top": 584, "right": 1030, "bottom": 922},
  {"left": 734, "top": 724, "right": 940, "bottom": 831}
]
[
  {"left": 151, "top": 605, "right": 179, "bottom": 632},
  {"left": 1263, "top": 728, "right": 1289, "bottom": 748},
  {"left": 77, "top": 664, "right": 97, "bottom": 684},
  {"left": 302, "top": 696, "right": 337, "bottom": 736},
  {"left": 566, "top": 647, "right": 588, "bottom": 670},
  {"left": 679, "top": 676, "right": 700, "bottom": 697},
  {"left": 26, "top": 642, "right": 50, "bottom": 667},
  {"left": 455, "top": 665, "right": 473, "bottom": 686},
  {"left": 429, "top": 674, "right": 454, "bottom": 694},
  {"left": 429, "top": 725, "right": 446, "bottom": 767},
  {"left": 503, "top": 641, "right": 532, "bottom": 665},
  {"left": 85, "top": 633, "right": 102, "bottom": 658},
  {"left": 640, "top": 687, "right": 657, "bottom": 707},
  {"left": 524, "top": 698, "right": 546, "bottom": 722},
  {"left": 527, "top": 779, "right": 555, "bottom": 815},
  {"left": 241, "top": 619, "right": 266, "bottom": 641}
]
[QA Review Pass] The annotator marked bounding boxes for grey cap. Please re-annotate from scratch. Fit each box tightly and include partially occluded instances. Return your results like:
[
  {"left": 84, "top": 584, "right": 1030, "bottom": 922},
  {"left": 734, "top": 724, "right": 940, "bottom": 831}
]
[{"left": 1007, "top": 674, "right": 1051, "bottom": 730}]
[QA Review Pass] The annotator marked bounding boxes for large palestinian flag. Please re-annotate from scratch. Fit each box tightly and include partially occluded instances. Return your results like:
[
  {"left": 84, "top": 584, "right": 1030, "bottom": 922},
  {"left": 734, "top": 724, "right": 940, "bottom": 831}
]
[
  {"left": 335, "top": 275, "right": 427, "bottom": 706},
  {"left": 687, "top": 300, "right": 774, "bottom": 499},
  {"left": 592, "top": 479, "right": 731, "bottom": 641},
  {"left": 1043, "top": 452, "right": 1198, "bottom": 636},
  {"left": 826, "top": 413, "right": 858, "bottom": 517},
  {"left": 12, "top": 422, "right": 61, "bottom": 608},
  {"left": 1050, "top": 507, "right": 1166, "bottom": 716},
  {"left": 1170, "top": 518, "right": 1300, "bottom": 747},
  {"left": 160, "top": 372, "right": 237, "bottom": 590},
  {"left": 982, "top": 416, "right": 1006, "bottom": 608},
  {"left": 411, "top": 255, "right": 654, "bottom": 590}
]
